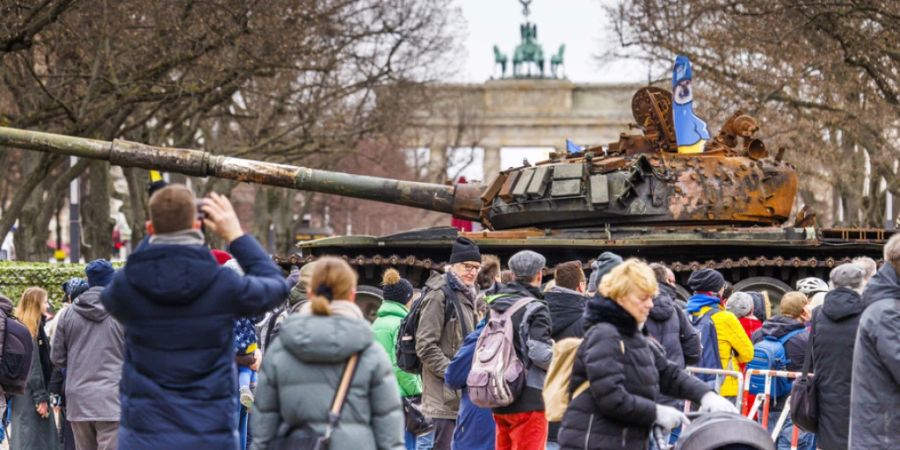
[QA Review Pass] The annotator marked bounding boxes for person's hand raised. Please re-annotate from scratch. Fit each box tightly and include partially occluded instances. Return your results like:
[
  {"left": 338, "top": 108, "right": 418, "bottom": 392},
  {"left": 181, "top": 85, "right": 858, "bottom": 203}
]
[{"left": 201, "top": 192, "right": 244, "bottom": 243}]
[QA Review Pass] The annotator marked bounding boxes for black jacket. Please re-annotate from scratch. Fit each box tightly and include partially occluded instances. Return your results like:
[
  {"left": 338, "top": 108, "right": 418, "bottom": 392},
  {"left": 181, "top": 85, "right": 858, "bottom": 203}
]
[
  {"left": 751, "top": 315, "right": 809, "bottom": 409},
  {"left": 850, "top": 263, "right": 900, "bottom": 449},
  {"left": 811, "top": 287, "right": 864, "bottom": 450},
  {"left": 644, "top": 283, "right": 701, "bottom": 407},
  {"left": 545, "top": 286, "right": 586, "bottom": 340},
  {"left": 557, "top": 297, "right": 710, "bottom": 450},
  {"left": 488, "top": 281, "right": 553, "bottom": 414}
]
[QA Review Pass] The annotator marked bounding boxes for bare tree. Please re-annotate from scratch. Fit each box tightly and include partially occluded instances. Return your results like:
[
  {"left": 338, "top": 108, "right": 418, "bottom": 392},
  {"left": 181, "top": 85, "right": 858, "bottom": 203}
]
[{"left": 605, "top": 0, "right": 899, "bottom": 227}]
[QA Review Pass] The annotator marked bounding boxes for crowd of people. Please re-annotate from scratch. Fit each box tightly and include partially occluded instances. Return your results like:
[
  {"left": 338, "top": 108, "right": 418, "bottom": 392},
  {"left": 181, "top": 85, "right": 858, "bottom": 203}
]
[{"left": 0, "top": 184, "right": 896, "bottom": 450}]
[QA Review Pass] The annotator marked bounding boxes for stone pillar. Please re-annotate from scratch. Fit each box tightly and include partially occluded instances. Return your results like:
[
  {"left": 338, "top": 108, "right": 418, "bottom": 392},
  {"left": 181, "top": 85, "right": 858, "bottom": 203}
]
[
  {"left": 428, "top": 144, "right": 447, "bottom": 182},
  {"left": 482, "top": 146, "right": 501, "bottom": 182}
]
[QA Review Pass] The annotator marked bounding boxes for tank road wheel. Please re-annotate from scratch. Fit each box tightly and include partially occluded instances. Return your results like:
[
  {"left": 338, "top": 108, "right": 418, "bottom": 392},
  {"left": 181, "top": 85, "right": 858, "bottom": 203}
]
[
  {"left": 733, "top": 276, "right": 792, "bottom": 313},
  {"left": 355, "top": 285, "right": 384, "bottom": 323}
]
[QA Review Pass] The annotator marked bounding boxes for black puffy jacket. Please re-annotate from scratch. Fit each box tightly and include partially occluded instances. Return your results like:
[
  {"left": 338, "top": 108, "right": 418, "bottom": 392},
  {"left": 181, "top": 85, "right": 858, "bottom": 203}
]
[
  {"left": 811, "top": 287, "right": 864, "bottom": 450},
  {"left": 644, "top": 283, "right": 701, "bottom": 407},
  {"left": 557, "top": 297, "right": 710, "bottom": 450},
  {"left": 545, "top": 286, "right": 586, "bottom": 340}
]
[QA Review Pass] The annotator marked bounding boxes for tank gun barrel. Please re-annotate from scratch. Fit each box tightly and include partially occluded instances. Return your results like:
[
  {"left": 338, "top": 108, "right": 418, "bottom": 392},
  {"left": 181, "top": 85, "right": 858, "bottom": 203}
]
[{"left": 0, "top": 126, "right": 482, "bottom": 221}]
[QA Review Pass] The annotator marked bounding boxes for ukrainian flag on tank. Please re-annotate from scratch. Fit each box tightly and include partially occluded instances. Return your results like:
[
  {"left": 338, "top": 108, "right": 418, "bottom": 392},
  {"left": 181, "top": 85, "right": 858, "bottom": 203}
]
[{"left": 672, "top": 55, "right": 710, "bottom": 154}]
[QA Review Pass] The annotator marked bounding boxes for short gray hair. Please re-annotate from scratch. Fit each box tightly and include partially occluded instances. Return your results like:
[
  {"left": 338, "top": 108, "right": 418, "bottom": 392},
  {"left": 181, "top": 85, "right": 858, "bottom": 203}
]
[
  {"left": 851, "top": 256, "right": 877, "bottom": 281},
  {"left": 829, "top": 263, "right": 865, "bottom": 290},
  {"left": 886, "top": 234, "right": 900, "bottom": 277}
]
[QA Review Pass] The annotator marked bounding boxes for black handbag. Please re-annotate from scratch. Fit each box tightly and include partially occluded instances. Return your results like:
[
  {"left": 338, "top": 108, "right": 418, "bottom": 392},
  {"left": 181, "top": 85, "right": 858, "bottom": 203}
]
[
  {"left": 268, "top": 352, "right": 360, "bottom": 450},
  {"left": 402, "top": 395, "right": 433, "bottom": 436},
  {"left": 790, "top": 309, "right": 818, "bottom": 432}
]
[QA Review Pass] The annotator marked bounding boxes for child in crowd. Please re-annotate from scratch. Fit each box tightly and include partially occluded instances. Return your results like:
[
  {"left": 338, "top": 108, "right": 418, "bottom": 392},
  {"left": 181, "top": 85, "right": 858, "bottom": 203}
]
[{"left": 224, "top": 258, "right": 259, "bottom": 408}]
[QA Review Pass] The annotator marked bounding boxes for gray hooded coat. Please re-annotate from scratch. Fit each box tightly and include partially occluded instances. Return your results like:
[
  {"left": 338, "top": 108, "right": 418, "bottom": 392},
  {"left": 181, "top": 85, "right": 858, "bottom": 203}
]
[
  {"left": 251, "top": 304, "right": 404, "bottom": 450},
  {"left": 50, "top": 286, "right": 125, "bottom": 421}
]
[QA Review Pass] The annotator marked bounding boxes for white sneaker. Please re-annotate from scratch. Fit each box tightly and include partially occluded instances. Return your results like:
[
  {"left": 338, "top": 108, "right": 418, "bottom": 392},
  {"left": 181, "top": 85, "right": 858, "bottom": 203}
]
[{"left": 239, "top": 386, "right": 254, "bottom": 409}]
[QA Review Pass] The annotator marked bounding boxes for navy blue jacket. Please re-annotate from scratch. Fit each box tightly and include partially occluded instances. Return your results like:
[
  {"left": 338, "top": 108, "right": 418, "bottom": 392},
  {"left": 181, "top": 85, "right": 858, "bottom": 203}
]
[
  {"left": 445, "top": 321, "right": 495, "bottom": 450},
  {"left": 102, "top": 234, "right": 290, "bottom": 449}
]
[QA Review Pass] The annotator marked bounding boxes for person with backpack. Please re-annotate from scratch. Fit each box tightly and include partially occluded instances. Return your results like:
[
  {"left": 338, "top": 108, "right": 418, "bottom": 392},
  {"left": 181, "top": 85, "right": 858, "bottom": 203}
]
[
  {"left": 471, "top": 250, "right": 552, "bottom": 450},
  {"left": 545, "top": 260, "right": 587, "bottom": 341},
  {"left": 750, "top": 291, "right": 814, "bottom": 450},
  {"left": 251, "top": 257, "right": 404, "bottom": 450},
  {"left": 47, "top": 278, "right": 88, "bottom": 450},
  {"left": 445, "top": 319, "right": 495, "bottom": 450},
  {"left": 557, "top": 259, "right": 735, "bottom": 450},
  {"left": 50, "top": 260, "right": 124, "bottom": 450},
  {"left": 101, "top": 186, "right": 290, "bottom": 449},
  {"left": 685, "top": 268, "right": 753, "bottom": 400},
  {"left": 644, "top": 263, "right": 700, "bottom": 445},
  {"left": 257, "top": 262, "right": 315, "bottom": 352},
  {"left": 9, "top": 287, "right": 57, "bottom": 450},
  {"left": 372, "top": 269, "right": 433, "bottom": 450},
  {"left": 414, "top": 237, "right": 480, "bottom": 450},
  {"left": 809, "top": 263, "right": 866, "bottom": 450}
]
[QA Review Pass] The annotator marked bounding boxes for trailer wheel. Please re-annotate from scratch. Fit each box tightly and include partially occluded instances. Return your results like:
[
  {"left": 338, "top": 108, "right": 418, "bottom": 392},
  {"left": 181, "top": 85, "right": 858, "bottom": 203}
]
[
  {"left": 355, "top": 285, "right": 384, "bottom": 323},
  {"left": 733, "top": 276, "right": 792, "bottom": 313}
]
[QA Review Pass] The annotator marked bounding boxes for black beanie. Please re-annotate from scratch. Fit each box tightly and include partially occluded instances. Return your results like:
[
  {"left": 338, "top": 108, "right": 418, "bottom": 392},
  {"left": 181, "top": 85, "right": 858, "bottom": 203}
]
[
  {"left": 449, "top": 237, "right": 481, "bottom": 264},
  {"left": 687, "top": 268, "right": 726, "bottom": 293},
  {"left": 382, "top": 269, "right": 414, "bottom": 304}
]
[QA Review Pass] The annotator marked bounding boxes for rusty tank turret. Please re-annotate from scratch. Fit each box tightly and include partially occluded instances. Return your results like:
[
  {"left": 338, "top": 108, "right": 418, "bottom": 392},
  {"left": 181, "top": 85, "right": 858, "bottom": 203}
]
[{"left": 0, "top": 86, "right": 892, "bottom": 318}]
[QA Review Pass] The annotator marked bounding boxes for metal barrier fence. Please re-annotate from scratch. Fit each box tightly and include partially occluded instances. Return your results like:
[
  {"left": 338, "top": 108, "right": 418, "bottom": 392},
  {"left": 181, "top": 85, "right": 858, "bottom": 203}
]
[
  {"left": 741, "top": 368, "right": 809, "bottom": 448},
  {"left": 683, "top": 367, "right": 745, "bottom": 411}
]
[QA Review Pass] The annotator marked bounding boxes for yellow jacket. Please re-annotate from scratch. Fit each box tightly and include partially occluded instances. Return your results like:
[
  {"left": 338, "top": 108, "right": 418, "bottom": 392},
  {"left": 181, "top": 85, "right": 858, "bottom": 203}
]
[{"left": 694, "top": 306, "right": 754, "bottom": 397}]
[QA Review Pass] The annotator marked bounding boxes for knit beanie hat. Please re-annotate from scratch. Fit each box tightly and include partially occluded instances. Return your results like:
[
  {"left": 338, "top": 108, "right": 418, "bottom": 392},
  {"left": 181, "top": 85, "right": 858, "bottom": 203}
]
[
  {"left": 62, "top": 277, "right": 89, "bottom": 301},
  {"left": 687, "top": 268, "right": 725, "bottom": 293},
  {"left": 726, "top": 292, "right": 754, "bottom": 318},
  {"left": 449, "top": 237, "right": 481, "bottom": 264},
  {"left": 587, "top": 252, "right": 623, "bottom": 293},
  {"left": 85, "top": 259, "right": 115, "bottom": 288},
  {"left": 211, "top": 249, "right": 232, "bottom": 266},
  {"left": 224, "top": 258, "right": 244, "bottom": 275},
  {"left": 508, "top": 250, "right": 546, "bottom": 279},
  {"left": 382, "top": 268, "right": 414, "bottom": 304}
]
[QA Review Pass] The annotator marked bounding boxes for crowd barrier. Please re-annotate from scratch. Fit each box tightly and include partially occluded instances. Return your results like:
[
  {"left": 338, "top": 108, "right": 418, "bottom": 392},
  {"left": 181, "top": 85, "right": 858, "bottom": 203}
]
[
  {"left": 683, "top": 367, "right": 745, "bottom": 411},
  {"left": 741, "top": 368, "right": 808, "bottom": 448}
]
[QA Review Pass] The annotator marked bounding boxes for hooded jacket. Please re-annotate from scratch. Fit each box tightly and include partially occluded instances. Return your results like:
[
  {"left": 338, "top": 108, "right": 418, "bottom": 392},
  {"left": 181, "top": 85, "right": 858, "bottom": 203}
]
[
  {"left": 445, "top": 321, "right": 495, "bottom": 450},
  {"left": 544, "top": 286, "right": 586, "bottom": 340},
  {"left": 811, "top": 287, "right": 864, "bottom": 450},
  {"left": 850, "top": 263, "right": 900, "bottom": 450},
  {"left": 50, "top": 286, "right": 125, "bottom": 422},
  {"left": 688, "top": 297, "right": 754, "bottom": 397},
  {"left": 488, "top": 281, "right": 553, "bottom": 414},
  {"left": 0, "top": 295, "right": 12, "bottom": 398},
  {"left": 372, "top": 300, "right": 422, "bottom": 397},
  {"left": 557, "top": 297, "right": 710, "bottom": 450},
  {"left": 415, "top": 272, "right": 477, "bottom": 420},
  {"left": 102, "top": 234, "right": 290, "bottom": 449},
  {"left": 251, "top": 305, "right": 404, "bottom": 450},
  {"left": 644, "top": 283, "right": 700, "bottom": 407}
]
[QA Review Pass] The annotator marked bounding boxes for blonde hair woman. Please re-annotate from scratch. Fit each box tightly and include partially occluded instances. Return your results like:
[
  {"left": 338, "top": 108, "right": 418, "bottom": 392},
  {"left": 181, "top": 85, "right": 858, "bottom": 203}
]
[
  {"left": 10, "top": 287, "right": 58, "bottom": 450},
  {"left": 557, "top": 259, "right": 735, "bottom": 449},
  {"left": 251, "top": 257, "right": 404, "bottom": 450}
]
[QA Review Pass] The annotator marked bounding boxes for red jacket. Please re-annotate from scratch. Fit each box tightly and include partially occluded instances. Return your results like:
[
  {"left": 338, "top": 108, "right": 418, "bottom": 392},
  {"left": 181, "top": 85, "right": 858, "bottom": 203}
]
[{"left": 739, "top": 316, "right": 762, "bottom": 339}]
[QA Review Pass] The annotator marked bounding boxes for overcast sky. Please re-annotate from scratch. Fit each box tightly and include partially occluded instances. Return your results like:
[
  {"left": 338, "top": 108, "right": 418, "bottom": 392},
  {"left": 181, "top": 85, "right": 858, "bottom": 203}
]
[{"left": 452, "top": 0, "right": 648, "bottom": 84}]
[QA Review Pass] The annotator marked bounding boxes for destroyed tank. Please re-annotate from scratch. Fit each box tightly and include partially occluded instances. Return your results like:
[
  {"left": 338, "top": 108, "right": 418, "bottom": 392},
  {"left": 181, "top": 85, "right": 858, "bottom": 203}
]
[{"left": 0, "top": 86, "right": 892, "bottom": 319}]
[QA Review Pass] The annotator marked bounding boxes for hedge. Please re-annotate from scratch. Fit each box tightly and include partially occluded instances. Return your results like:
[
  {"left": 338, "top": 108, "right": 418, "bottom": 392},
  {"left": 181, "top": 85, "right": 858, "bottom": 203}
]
[{"left": 0, "top": 262, "right": 123, "bottom": 311}]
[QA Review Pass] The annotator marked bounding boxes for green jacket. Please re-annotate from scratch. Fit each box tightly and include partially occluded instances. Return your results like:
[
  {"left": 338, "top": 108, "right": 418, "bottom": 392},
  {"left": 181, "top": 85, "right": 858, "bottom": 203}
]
[{"left": 372, "top": 301, "right": 422, "bottom": 397}]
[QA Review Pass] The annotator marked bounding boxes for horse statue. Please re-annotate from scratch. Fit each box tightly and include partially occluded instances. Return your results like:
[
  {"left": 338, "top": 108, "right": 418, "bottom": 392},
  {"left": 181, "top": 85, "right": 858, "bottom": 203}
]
[
  {"left": 493, "top": 45, "right": 508, "bottom": 77},
  {"left": 550, "top": 44, "right": 565, "bottom": 78},
  {"left": 512, "top": 22, "right": 544, "bottom": 77}
]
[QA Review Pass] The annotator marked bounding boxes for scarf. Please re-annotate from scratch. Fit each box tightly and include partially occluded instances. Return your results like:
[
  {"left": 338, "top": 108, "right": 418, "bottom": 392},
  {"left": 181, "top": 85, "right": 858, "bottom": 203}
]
[
  {"left": 447, "top": 271, "right": 477, "bottom": 304},
  {"left": 149, "top": 229, "right": 205, "bottom": 246}
]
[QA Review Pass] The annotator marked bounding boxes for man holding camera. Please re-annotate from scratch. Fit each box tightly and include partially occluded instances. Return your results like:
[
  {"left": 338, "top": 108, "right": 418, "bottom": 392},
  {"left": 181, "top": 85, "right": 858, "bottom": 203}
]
[{"left": 102, "top": 185, "right": 290, "bottom": 449}]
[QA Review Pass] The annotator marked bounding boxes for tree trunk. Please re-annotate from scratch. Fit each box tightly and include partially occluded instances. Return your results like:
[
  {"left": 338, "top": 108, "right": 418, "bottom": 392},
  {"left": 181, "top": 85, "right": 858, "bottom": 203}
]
[
  {"left": 122, "top": 167, "right": 148, "bottom": 246},
  {"left": 81, "top": 161, "right": 114, "bottom": 261}
]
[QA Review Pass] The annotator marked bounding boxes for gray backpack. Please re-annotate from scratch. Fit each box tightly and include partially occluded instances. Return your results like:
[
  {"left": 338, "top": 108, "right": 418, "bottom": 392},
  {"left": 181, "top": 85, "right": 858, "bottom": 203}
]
[{"left": 467, "top": 297, "right": 533, "bottom": 408}]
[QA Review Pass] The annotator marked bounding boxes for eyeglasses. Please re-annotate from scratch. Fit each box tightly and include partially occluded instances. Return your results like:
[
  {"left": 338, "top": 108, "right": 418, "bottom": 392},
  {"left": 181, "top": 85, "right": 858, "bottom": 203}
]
[{"left": 459, "top": 263, "right": 481, "bottom": 273}]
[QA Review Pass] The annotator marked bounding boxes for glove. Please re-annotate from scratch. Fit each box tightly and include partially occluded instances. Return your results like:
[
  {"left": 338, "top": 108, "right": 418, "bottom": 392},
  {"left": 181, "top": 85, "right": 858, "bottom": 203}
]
[
  {"left": 655, "top": 404, "right": 689, "bottom": 430},
  {"left": 700, "top": 391, "right": 738, "bottom": 414}
]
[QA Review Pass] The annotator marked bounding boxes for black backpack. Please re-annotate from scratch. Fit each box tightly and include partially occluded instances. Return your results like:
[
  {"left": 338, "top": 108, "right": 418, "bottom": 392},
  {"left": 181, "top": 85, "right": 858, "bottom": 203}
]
[
  {"left": 395, "top": 283, "right": 469, "bottom": 374},
  {"left": 0, "top": 316, "right": 34, "bottom": 395}
]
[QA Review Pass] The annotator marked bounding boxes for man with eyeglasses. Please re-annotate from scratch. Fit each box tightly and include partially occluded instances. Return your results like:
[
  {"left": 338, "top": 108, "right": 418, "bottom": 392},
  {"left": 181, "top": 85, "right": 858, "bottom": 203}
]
[{"left": 415, "top": 237, "right": 481, "bottom": 450}]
